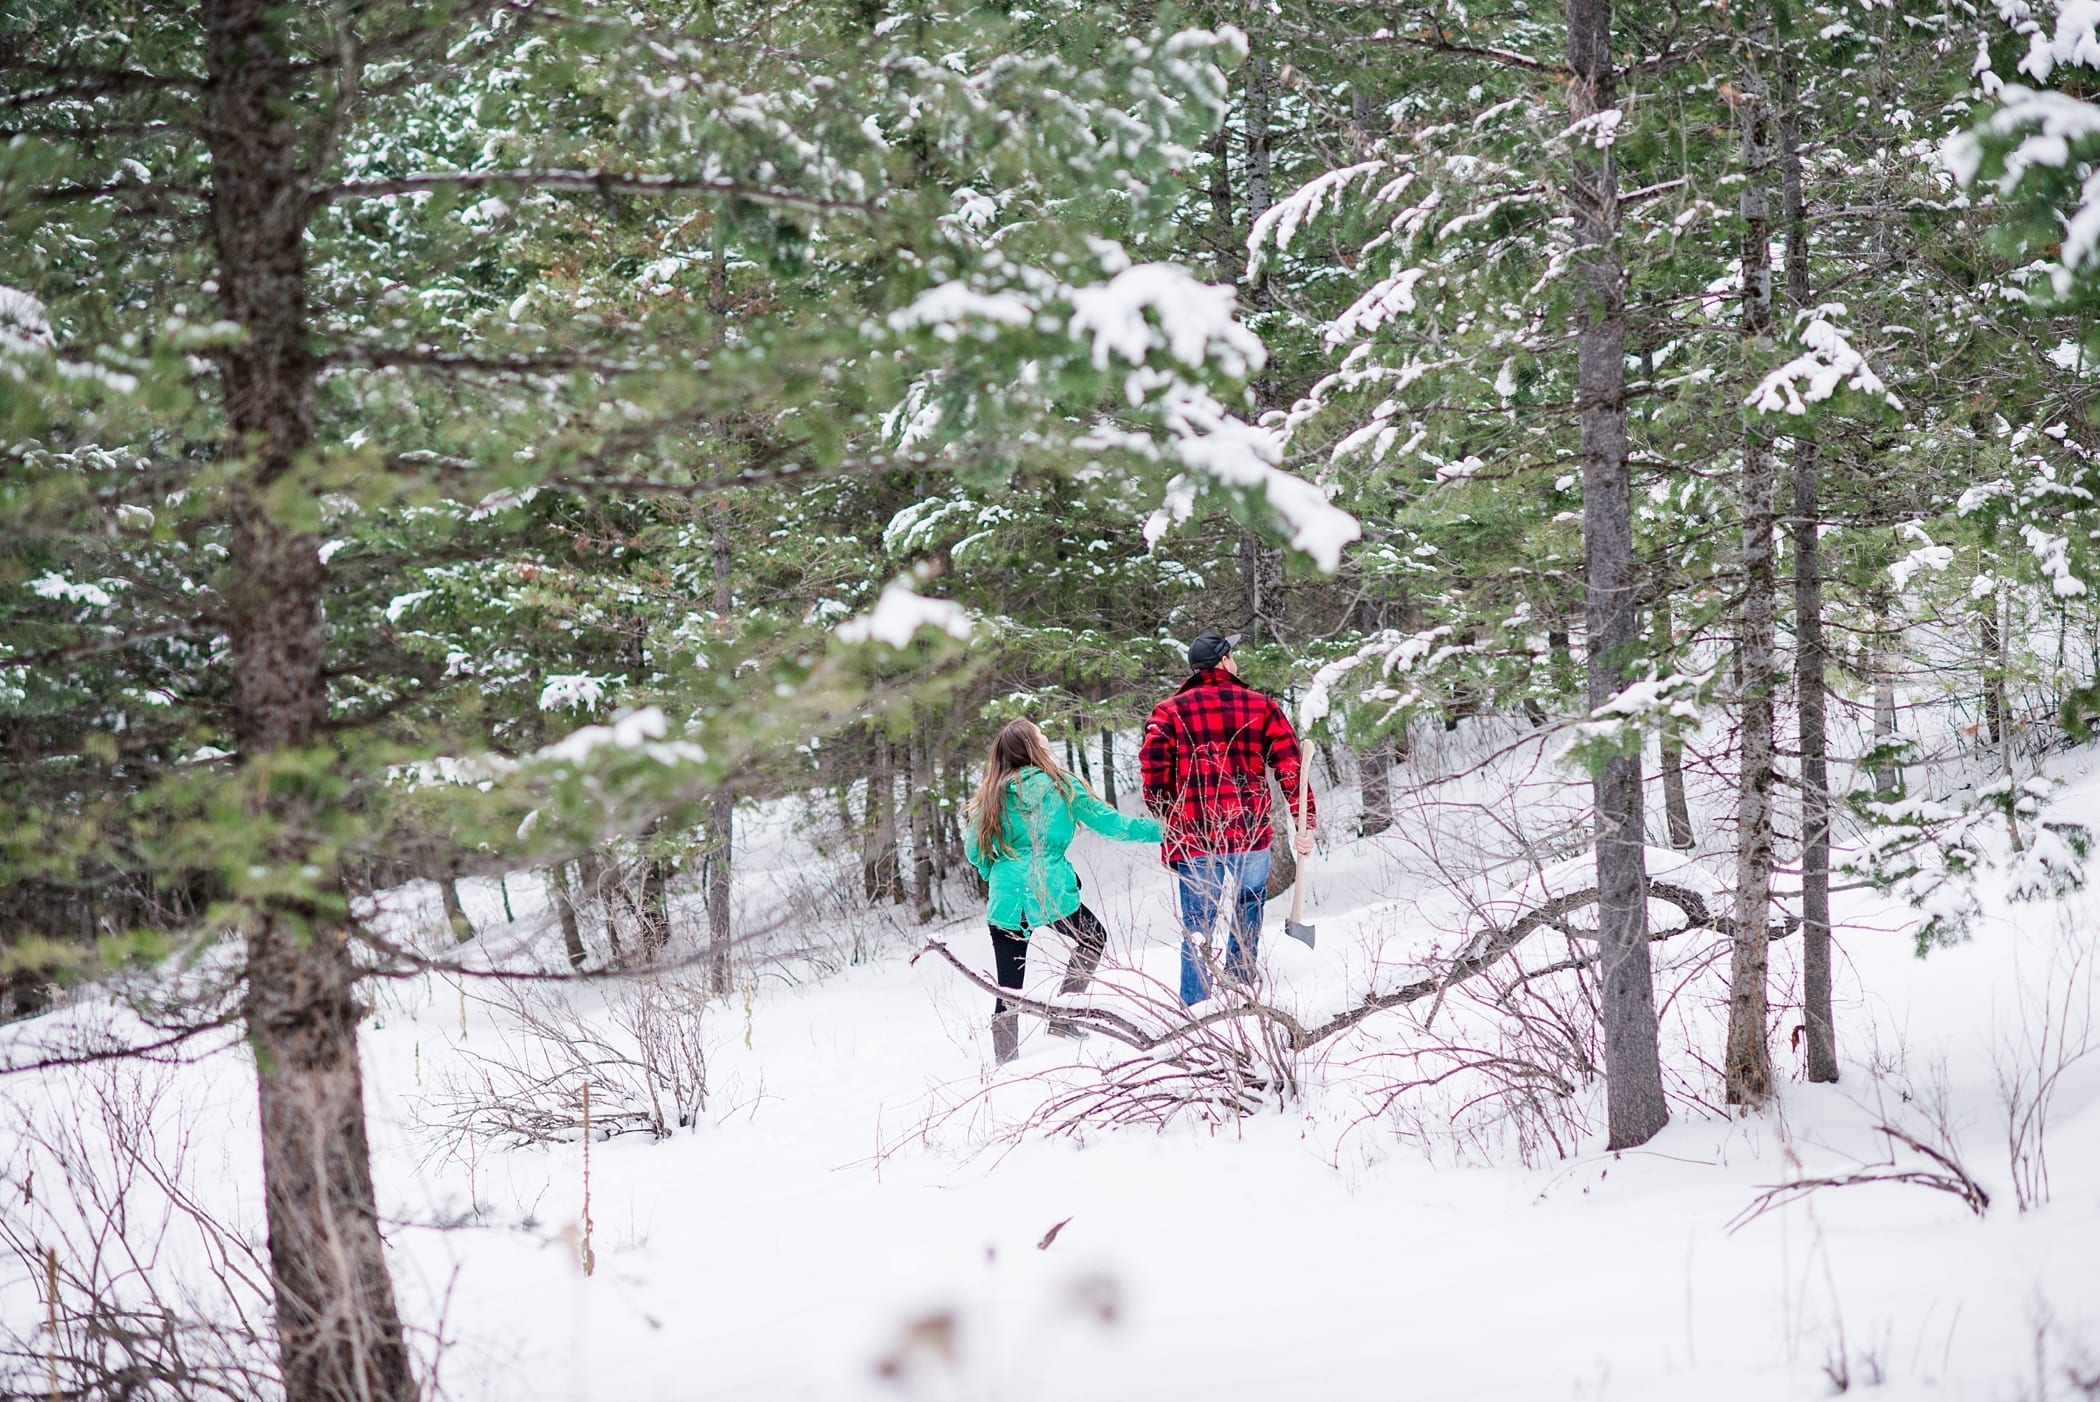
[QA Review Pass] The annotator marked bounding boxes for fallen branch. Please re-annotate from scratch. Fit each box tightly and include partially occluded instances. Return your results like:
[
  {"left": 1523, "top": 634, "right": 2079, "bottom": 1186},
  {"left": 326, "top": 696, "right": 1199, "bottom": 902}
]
[
  {"left": 1728, "top": 1121, "right": 1991, "bottom": 1230},
  {"left": 915, "top": 877, "right": 1754, "bottom": 1056}
]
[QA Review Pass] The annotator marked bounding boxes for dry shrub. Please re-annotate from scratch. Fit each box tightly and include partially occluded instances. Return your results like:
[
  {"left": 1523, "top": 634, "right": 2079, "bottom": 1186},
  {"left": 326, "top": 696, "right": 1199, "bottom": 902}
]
[
  {"left": 0, "top": 1060, "right": 279, "bottom": 1401},
  {"left": 428, "top": 977, "right": 708, "bottom": 1149}
]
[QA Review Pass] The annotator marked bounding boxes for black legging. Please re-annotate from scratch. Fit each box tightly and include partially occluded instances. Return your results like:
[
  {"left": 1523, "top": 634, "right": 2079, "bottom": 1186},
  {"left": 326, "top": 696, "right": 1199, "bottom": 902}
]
[{"left": 989, "top": 904, "right": 1109, "bottom": 1014}]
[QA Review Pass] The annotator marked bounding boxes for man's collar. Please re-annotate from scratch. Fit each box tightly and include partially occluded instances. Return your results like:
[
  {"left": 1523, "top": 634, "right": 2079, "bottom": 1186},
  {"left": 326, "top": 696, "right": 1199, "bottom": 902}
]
[{"left": 1177, "top": 666, "right": 1243, "bottom": 694}]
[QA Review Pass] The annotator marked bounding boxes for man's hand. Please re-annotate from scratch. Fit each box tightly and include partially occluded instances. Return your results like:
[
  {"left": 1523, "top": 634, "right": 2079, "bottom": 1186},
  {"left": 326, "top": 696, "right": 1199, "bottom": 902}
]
[{"left": 1294, "top": 827, "right": 1315, "bottom": 858}]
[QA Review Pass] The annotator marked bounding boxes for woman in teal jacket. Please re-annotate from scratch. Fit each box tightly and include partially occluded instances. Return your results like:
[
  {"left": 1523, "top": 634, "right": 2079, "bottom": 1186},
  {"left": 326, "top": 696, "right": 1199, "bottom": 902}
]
[{"left": 963, "top": 719, "right": 1162, "bottom": 1063}]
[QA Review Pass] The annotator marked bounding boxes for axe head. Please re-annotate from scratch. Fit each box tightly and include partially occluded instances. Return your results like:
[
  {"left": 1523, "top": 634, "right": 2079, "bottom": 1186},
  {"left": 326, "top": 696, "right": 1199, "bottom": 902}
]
[{"left": 1285, "top": 918, "right": 1316, "bottom": 949}]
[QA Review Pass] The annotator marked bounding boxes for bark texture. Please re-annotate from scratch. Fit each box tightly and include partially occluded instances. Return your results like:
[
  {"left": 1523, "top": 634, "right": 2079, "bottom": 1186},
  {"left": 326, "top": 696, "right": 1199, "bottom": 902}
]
[
  {"left": 1782, "top": 63, "right": 1838, "bottom": 1083},
  {"left": 206, "top": 0, "right": 416, "bottom": 1394},
  {"left": 555, "top": 864, "right": 589, "bottom": 972},
  {"left": 1566, "top": 0, "right": 1668, "bottom": 1148},
  {"left": 707, "top": 501, "right": 734, "bottom": 995},
  {"left": 863, "top": 734, "right": 902, "bottom": 903},
  {"left": 1360, "top": 738, "right": 1395, "bottom": 837},
  {"left": 1871, "top": 587, "right": 1901, "bottom": 796},
  {"left": 1727, "top": 56, "right": 1779, "bottom": 1107},
  {"left": 1655, "top": 598, "right": 1695, "bottom": 851},
  {"left": 910, "top": 736, "right": 936, "bottom": 925},
  {"left": 440, "top": 878, "right": 471, "bottom": 943}
]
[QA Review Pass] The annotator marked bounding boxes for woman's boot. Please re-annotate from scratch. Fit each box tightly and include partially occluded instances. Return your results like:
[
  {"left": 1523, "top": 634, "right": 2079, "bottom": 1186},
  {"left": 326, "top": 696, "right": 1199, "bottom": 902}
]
[{"left": 992, "top": 1009, "right": 1020, "bottom": 1064}]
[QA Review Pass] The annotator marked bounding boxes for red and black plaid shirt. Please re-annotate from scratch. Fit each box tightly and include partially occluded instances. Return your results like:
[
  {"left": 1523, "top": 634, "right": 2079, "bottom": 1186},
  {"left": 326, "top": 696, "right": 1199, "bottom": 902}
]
[{"left": 1140, "top": 668, "right": 1316, "bottom": 865}]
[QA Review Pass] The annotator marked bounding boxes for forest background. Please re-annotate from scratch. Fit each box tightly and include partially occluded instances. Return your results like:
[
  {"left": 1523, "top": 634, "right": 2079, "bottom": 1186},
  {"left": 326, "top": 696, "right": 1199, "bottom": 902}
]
[{"left": 4, "top": 0, "right": 2100, "bottom": 1395}]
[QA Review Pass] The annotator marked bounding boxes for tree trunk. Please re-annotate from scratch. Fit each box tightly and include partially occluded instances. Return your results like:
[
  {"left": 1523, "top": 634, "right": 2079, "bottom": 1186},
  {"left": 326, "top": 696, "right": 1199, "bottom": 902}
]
[
  {"left": 930, "top": 750, "right": 954, "bottom": 882},
  {"left": 554, "top": 864, "right": 588, "bottom": 972},
  {"left": 909, "top": 735, "right": 937, "bottom": 925},
  {"left": 577, "top": 848, "right": 622, "bottom": 958},
  {"left": 440, "top": 877, "right": 472, "bottom": 943},
  {"left": 1244, "top": 39, "right": 1275, "bottom": 309},
  {"left": 1566, "top": 0, "right": 1667, "bottom": 1149},
  {"left": 1360, "top": 736, "right": 1395, "bottom": 837},
  {"left": 1781, "top": 58, "right": 1838, "bottom": 1084},
  {"left": 638, "top": 841, "right": 672, "bottom": 961},
  {"left": 1240, "top": 534, "right": 1285, "bottom": 638},
  {"left": 206, "top": 0, "right": 416, "bottom": 1394},
  {"left": 1207, "top": 123, "right": 1238, "bottom": 283},
  {"left": 707, "top": 499, "right": 734, "bottom": 996},
  {"left": 1982, "top": 594, "right": 2008, "bottom": 751},
  {"left": 1727, "top": 52, "right": 1779, "bottom": 1109},
  {"left": 1099, "top": 728, "right": 1118, "bottom": 807},
  {"left": 1871, "top": 587, "right": 1901, "bottom": 797},
  {"left": 1549, "top": 623, "right": 1576, "bottom": 699},
  {"left": 1656, "top": 600, "right": 1695, "bottom": 851},
  {"left": 864, "top": 734, "right": 903, "bottom": 904}
]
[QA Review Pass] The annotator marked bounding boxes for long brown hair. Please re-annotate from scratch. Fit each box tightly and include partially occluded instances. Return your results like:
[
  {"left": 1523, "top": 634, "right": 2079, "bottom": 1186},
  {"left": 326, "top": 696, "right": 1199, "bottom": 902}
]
[{"left": 968, "top": 720, "right": 1076, "bottom": 861}]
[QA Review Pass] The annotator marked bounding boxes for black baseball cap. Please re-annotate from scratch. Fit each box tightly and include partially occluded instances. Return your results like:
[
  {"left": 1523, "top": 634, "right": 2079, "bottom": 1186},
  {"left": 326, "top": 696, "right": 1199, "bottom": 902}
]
[{"left": 1188, "top": 631, "right": 1240, "bottom": 669}]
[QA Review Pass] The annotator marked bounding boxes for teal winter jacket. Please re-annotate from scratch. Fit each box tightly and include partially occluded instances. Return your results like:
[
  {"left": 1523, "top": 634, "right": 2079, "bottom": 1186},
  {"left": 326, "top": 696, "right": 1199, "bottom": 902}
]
[{"left": 963, "top": 767, "right": 1162, "bottom": 931}]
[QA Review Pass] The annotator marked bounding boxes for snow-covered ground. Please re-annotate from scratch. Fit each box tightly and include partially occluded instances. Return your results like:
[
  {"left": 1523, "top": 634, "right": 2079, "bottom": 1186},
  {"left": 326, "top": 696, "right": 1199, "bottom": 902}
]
[{"left": 8, "top": 726, "right": 2100, "bottom": 1400}]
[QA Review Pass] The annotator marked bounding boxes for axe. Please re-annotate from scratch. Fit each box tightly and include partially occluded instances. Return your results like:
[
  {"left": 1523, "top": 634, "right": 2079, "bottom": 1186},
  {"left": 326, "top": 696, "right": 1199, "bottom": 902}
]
[{"left": 1285, "top": 770, "right": 1315, "bottom": 949}]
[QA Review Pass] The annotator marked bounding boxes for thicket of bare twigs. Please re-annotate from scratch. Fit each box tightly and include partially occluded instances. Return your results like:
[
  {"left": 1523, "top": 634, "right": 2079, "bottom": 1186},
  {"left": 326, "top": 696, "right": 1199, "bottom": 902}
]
[
  {"left": 426, "top": 979, "right": 711, "bottom": 1150},
  {"left": 0, "top": 1062, "right": 280, "bottom": 1402}
]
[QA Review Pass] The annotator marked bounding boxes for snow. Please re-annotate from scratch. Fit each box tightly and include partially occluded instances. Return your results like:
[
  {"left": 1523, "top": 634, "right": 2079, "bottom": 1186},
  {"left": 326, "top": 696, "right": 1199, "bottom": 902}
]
[
  {"left": 1891, "top": 543, "right": 1956, "bottom": 591},
  {"left": 538, "top": 673, "right": 618, "bottom": 712},
  {"left": 2017, "top": 0, "right": 2100, "bottom": 83},
  {"left": 887, "top": 283, "right": 1035, "bottom": 339},
  {"left": 534, "top": 707, "right": 705, "bottom": 766},
  {"left": 1559, "top": 107, "right": 1623, "bottom": 148},
  {"left": 12, "top": 724, "right": 2100, "bottom": 1398},
  {"left": 2024, "top": 523, "right": 2090, "bottom": 596},
  {"left": 1744, "top": 306, "right": 1903, "bottom": 416},
  {"left": 1066, "top": 264, "right": 1265, "bottom": 379},
  {"left": 1245, "top": 160, "right": 1387, "bottom": 273},
  {"left": 1324, "top": 265, "right": 1429, "bottom": 349},
  {"left": 834, "top": 576, "right": 974, "bottom": 648},
  {"left": 1140, "top": 388, "right": 1361, "bottom": 572},
  {"left": 0, "top": 285, "right": 55, "bottom": 358},
  {"left": 26, "top": 572, "right": 115, "bottom": 607}
]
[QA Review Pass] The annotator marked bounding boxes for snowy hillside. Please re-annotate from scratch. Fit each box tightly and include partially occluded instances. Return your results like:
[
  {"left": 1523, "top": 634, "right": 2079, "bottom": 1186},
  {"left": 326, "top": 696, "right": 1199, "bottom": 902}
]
[{"left": 7, "top": 723, "right": 2100, "bottom": 1401}]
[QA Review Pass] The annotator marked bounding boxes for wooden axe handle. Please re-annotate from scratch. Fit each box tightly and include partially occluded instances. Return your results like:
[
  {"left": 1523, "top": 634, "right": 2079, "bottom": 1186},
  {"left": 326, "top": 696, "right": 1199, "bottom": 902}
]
[{"left": 1289, "top": 764, "right": 1311, "bottom": 923}]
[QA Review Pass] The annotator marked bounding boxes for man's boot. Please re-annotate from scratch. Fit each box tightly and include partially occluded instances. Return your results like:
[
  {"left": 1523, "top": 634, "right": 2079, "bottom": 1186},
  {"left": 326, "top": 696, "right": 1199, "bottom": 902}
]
[{"left": 992, "top": 1010, "right": 1020, "bottom": 1065}]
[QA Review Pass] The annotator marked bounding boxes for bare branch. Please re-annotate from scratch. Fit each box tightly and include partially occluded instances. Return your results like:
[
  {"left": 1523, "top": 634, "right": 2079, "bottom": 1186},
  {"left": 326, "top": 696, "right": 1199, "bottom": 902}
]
[{"left": 316, "top": 168, "right": 879, "bottom": 217}]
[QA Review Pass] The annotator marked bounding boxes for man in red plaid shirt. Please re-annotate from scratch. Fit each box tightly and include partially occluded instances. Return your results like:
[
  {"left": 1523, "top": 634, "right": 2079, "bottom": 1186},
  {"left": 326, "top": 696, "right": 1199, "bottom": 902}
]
[{"left": 1140, "top": 632, "right": 1316, "bottom": 1004}]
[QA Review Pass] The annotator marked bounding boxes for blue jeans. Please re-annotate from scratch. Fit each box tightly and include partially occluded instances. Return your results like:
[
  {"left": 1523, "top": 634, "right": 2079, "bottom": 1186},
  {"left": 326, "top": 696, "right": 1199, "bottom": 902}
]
[{"left": 1175, "top": 850, "right": 1271, "bottom": 1005}]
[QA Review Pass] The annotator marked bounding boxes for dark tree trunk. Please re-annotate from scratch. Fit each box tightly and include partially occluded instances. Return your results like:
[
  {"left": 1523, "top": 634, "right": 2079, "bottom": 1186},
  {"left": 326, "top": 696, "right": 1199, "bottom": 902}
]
[
  {"left": 909, "top": 735, "right": 936, "bottom": 925},
  {"left": 1207, "top": 124, "right": 1238, "bottom": 284},
  {"left": 1360, "top": 737, "right": 1395, "bottom": 837},
  {"left": 638, "top": 841, "right": 672, "bottom": 961},
  {"left": 441, "top": 877, "right": 472, "bottom": 943},
  {"left": 1099, "top": 729, "right": 1118, "bottom": 807},
  {"left": 1782, "top": 60, "right": 1838, "bottom": 1084},
  {"left": 578, "top": 848, "right": 623, "bottom": 958},
  {"left": 1243, "top": 39, "right": 1274, "bottom": 309},
  {"left": 863, "top": 734, "right": 903, "bottom": 904},
  {"left": 1566, "top": 0, "right": 1667, "bottom": 1149},
  {"left": 1982, "top": 599, "right": 2008, "bottom": 750},
  {"left": 206, "top": 0, "right": 416, "bottom": 1394},
  {"left": 1654, "top": 598, "right": 1695, "bottom": 851},
  {"left": 1727, "top": 51, "right": 1780, "bottom": 1108},
  {"left": 1870, "top": 589, "right": 1900, "bottom": 797},
  {"left": 707, "top": 499, "right": 734, "bottom": 996},
  {"left": 1549, "top": 623, "right": 1576, "bottom": 699},
  {"left": 555, "top": 864, "right": 589, "bottom": 973}
]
